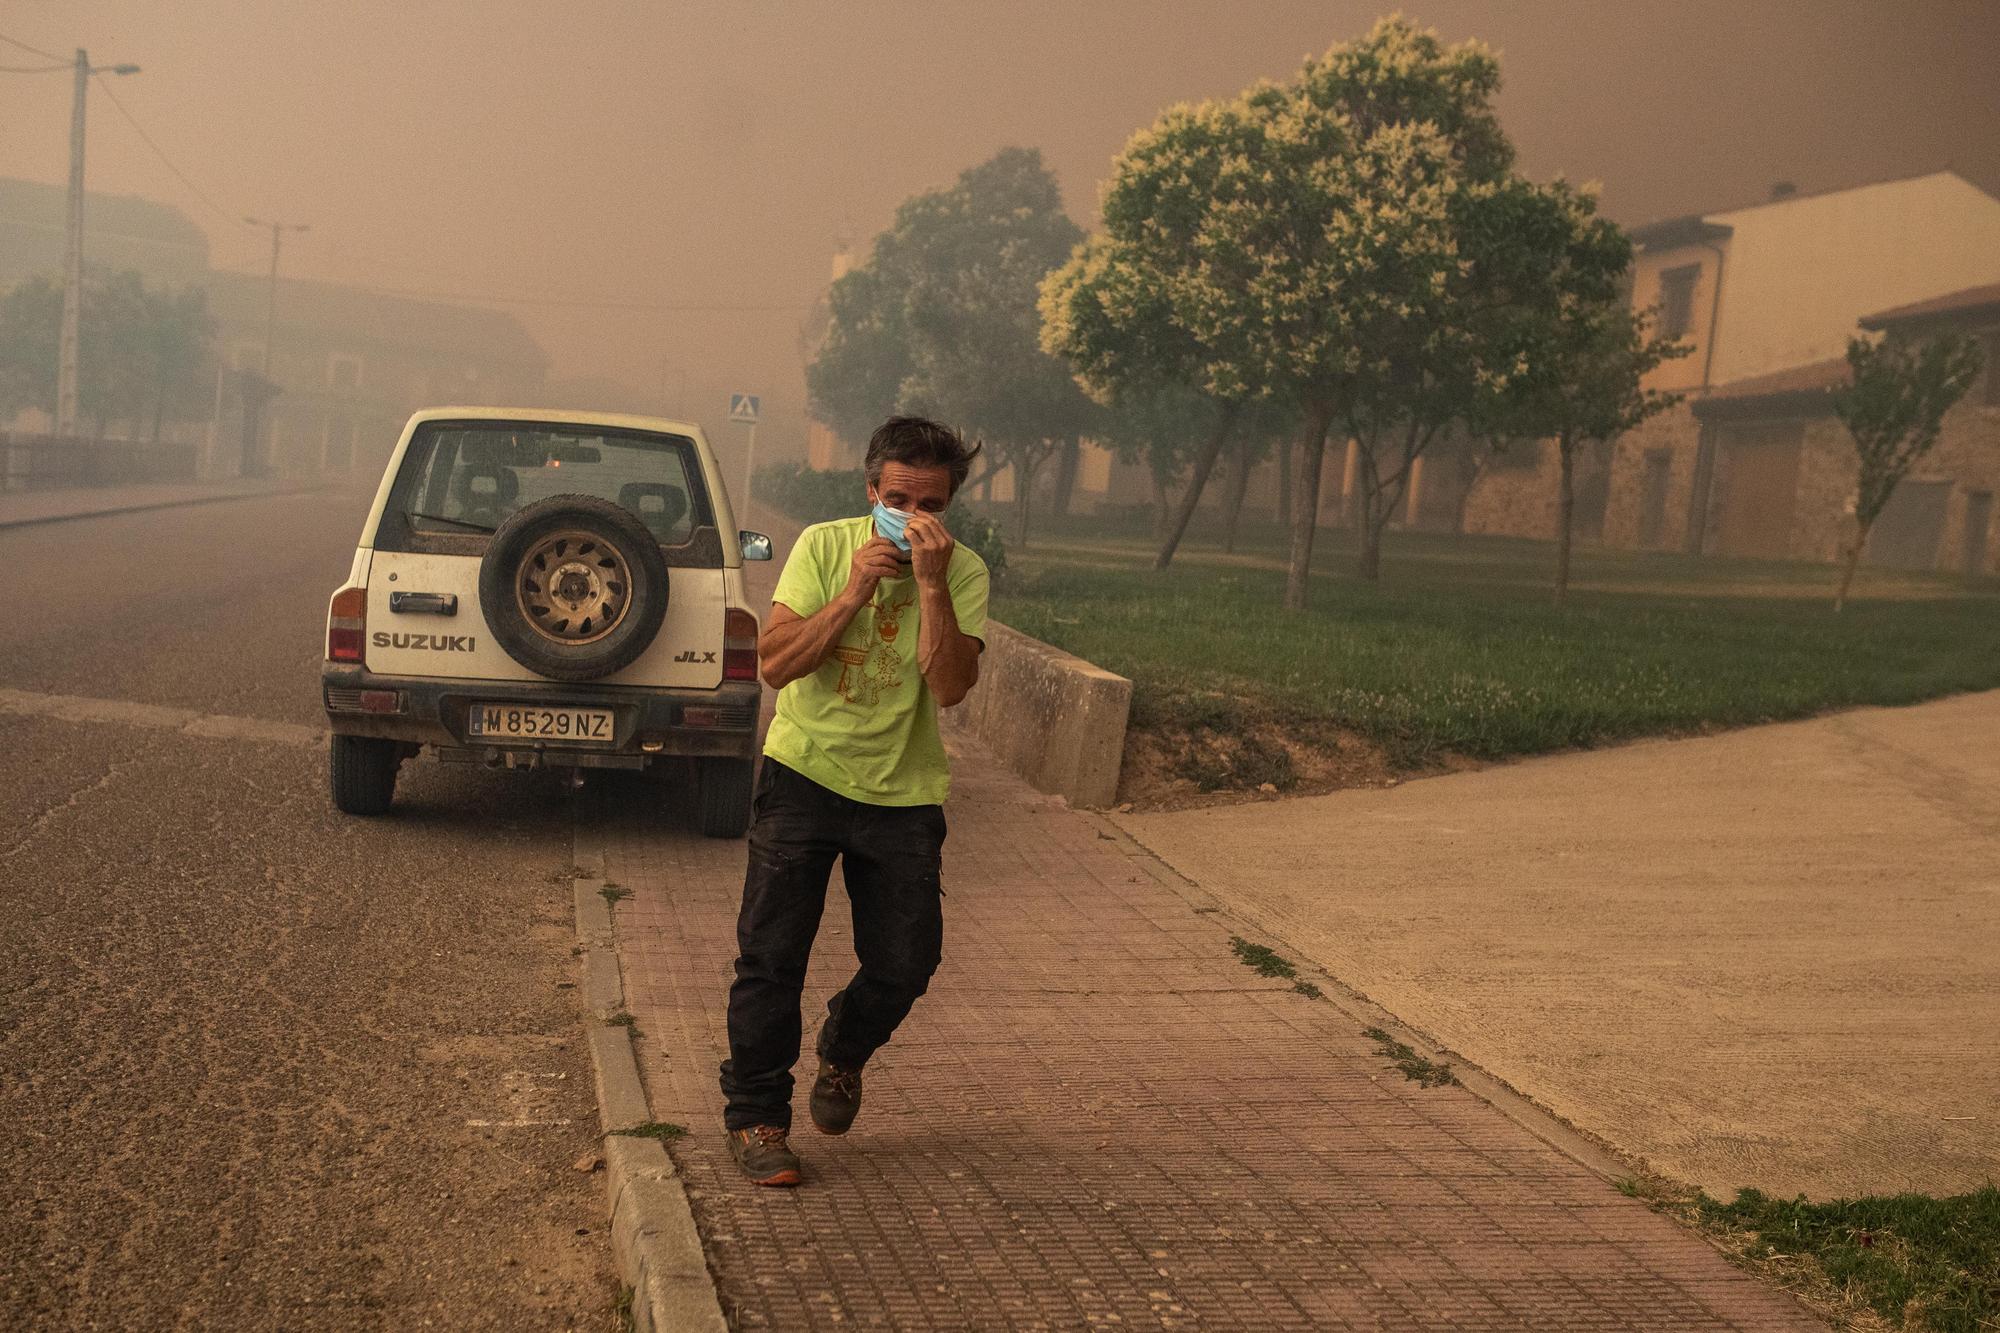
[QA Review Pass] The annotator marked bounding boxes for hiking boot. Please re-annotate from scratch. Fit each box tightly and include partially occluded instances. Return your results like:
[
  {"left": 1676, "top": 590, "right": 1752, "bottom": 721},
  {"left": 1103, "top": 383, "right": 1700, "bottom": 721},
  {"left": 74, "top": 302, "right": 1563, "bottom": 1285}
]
[
  {"left": 726, "top": 1125, "right": 802, "bottom": 1186},
  {"left": 809, "top": 1059, "right": 863, "bottom": 1135}
]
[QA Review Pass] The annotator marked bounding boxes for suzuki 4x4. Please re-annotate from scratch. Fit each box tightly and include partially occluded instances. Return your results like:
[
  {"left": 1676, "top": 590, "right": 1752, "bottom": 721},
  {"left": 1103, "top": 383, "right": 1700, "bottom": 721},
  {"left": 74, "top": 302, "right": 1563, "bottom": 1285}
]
[{"left": 321, "top": 407, "right": 771, "bottom": 837}]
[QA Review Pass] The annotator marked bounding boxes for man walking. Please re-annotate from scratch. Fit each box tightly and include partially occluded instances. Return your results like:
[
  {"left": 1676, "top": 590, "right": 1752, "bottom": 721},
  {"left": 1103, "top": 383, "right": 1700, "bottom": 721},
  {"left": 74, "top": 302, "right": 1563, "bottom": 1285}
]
[{"left": 721, "top": 416, "right": 988, "bottom": 1186}]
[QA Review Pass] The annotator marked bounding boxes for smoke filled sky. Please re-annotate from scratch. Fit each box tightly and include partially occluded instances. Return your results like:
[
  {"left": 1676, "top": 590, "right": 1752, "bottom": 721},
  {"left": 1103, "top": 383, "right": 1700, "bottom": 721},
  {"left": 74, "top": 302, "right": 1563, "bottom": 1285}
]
[{"left": 5, "top": 1, "right": 1998, "bottom": 456}]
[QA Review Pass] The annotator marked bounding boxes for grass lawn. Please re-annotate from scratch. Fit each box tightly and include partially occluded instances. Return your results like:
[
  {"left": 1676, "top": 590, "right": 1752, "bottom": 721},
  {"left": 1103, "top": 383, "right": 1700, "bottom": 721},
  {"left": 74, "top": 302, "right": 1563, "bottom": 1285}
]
[
  {"left": 1635, "top": 1184, "right": 2000, "bottom": 1332},
  {"left": 988, "top": 513, "right": 2000, "bottom": 777}
]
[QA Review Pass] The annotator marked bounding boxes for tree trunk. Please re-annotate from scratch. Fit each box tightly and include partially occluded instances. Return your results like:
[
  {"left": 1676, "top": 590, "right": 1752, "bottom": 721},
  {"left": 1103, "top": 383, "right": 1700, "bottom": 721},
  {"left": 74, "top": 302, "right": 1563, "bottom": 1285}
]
[
  {"left": 1014, "top": 451, "right": 1040, "bottom": 549},
  {"left": 1554, "top": 432, "right": 1575, "bottom": 608},
  {"left": 1221, "top": 437, "right": 1254, "bottom": 554},
  {"left": 1148, "top": 464, "right": 1171, "bottom": 539},
  {"left": 1450, "top": 445, "right": 1484, "bottom": 536},
  {"left": 1154, "top": 403, "right": 1238, "bottom": 571},
  {"left": 1051, "top": 438, "right": 1081, "bottom": 522},
  {"left": 1834, "top": 521, "right": 1869, "bottom": 612},
  {"left": 1354, "top": 438, "right": 1382, "bottom": 580},
  {"left": 1283, "top": 405, "right": 1335, "bottom": 611},
  {"left": 1276, "top": 434, "right": 1294, "bottom": 534}
]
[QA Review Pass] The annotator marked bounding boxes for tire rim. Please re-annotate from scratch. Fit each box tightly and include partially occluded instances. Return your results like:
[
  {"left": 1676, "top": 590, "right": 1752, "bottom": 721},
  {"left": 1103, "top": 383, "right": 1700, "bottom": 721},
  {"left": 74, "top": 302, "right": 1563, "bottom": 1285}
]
[{"left": 515, "top": 529, "right": 632, "bottom": 646}]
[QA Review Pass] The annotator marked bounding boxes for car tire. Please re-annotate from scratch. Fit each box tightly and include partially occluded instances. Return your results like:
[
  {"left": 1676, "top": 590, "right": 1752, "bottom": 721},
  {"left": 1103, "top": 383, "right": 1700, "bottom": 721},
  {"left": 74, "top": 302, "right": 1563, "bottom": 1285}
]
[
  {"left": 330, "top": 734, "right": 401, "bottom": 816},
  {"left": 479, "top": 494, "right": 670, "bottom": 682},
  {"left": 696, "top": 756, "right": 755, "bottom": 839}
]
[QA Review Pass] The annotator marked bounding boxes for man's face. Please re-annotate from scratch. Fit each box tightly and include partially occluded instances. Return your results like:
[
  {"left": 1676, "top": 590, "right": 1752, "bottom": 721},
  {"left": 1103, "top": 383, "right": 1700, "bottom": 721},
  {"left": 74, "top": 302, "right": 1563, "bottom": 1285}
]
[{"left": 868, "top": 462, "right": 954, "bottom": 515}]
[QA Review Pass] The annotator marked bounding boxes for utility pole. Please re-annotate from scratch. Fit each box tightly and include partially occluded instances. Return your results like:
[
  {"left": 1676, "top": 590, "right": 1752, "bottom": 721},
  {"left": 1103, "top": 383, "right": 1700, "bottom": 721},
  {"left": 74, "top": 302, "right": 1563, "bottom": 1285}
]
[
  {"left": 247, "top": 217, "right": 309, "bottom": 381},
  {"left": 240, "top": 216, "right": 308, "bottom": 476},
  {"left": 51, "top": 50, "right": 139, "bottom": 438},
  {"left": 55, "top": 50, "right": 86, "bottom": 436}
]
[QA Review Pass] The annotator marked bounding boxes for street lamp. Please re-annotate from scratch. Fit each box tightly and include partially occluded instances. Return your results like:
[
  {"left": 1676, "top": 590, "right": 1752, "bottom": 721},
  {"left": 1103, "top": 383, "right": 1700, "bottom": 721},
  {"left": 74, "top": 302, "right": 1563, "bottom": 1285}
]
[{"left": 54, "top": 50, "right": 141, "bottom": 436}]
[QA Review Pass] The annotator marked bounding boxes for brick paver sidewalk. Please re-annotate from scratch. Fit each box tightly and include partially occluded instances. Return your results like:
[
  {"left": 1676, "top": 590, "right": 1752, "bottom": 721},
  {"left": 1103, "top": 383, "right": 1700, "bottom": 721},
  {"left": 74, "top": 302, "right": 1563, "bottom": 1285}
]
[{"left": 588, "top": 751, "right": 1815, "bottom": 1331}]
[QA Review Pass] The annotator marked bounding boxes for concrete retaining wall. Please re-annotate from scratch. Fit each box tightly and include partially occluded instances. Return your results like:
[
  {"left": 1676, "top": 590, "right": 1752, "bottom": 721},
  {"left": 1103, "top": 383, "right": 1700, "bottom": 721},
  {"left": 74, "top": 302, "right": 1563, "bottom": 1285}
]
[{"left": 943, "top": 620, "right": 1131, "bottom": 808}]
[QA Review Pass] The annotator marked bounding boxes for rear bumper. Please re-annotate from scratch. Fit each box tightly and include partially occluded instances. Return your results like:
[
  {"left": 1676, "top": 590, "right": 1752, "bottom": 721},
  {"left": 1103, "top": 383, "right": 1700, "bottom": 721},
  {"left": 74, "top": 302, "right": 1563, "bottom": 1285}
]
[{"left": 321, "top": 664, "right": 760, "bottom": 760}]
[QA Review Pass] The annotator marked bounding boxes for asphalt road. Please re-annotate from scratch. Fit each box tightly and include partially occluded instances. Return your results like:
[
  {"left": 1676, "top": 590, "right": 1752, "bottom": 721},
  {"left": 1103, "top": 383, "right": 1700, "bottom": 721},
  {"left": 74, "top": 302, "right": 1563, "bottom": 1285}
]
[{"left": 0, "top": 489, "right": 621, "bottom": 1330}]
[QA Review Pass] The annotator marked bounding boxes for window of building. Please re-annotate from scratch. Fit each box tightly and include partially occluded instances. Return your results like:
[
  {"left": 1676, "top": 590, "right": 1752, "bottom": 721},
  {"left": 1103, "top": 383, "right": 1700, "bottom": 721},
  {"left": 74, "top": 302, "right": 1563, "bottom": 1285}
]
[{"left": 1658, "top": 264, "right": 1700, "bottom": 341}]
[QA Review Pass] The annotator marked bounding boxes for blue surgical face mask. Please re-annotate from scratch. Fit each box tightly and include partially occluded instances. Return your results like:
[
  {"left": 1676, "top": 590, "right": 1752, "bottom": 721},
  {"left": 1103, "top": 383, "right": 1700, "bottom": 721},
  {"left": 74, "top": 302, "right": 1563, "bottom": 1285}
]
[{"left": 871, "top": 500, "right": 914, "bottom": 553}]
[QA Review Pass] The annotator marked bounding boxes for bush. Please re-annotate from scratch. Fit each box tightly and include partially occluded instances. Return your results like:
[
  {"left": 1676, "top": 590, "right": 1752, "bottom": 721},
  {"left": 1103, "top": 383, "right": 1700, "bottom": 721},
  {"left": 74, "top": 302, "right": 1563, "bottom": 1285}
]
[{"left": 757, "top": 462, "right": 1006, "bottom": 576}]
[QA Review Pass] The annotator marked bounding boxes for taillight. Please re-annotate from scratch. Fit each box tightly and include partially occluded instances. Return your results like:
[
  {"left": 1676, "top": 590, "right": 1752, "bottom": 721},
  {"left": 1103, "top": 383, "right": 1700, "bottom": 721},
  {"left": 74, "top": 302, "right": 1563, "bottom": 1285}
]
[
  {"left": 723, "top": 607, "right": 759, "bottom": 682},
  {"left": 328, "top": 587, "right": 366, "bottom": 662}
]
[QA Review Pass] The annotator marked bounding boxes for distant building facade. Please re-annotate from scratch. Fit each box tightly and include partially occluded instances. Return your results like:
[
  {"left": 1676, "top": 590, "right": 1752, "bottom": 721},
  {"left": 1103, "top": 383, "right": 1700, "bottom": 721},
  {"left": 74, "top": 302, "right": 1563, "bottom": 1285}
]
[
  {"left": 204, "top": 270, "right": 547, "bottom": 477},
  {"left": 1, "top": 177, "right": 549, "bottom": 476},
  {"left": 1459, "top": 171, "right": 2000, "bottom": 571}
]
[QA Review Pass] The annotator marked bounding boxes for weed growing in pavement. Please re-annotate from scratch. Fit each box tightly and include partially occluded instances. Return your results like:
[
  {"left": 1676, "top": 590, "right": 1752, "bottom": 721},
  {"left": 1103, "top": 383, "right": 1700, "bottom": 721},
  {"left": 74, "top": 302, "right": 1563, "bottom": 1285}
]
[
  {"left": 599, "top": 883, "right": 631, "bottom": 905},
  {"left": 1229, "top": 936, "right": 1298, "bottom": 980},
  {"left": 1362, "top": 1026, "right": 1457, "bottom": 1087},
  {"left": 609, "top": 1121, "right": 688, "bottom": 1143},
  {"left": 611, "top": 1282, "right": 635, "bottom": 1333},
  {"left": 606, "top": 1012, "right": 637, "bottom": 1030}
]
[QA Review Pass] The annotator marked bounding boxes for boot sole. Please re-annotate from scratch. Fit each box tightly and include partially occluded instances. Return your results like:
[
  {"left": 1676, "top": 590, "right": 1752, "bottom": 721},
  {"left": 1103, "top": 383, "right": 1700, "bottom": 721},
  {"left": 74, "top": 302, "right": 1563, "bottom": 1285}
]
[{"left": 747, "top": 1167, "right": 802, "bottom": 1187}]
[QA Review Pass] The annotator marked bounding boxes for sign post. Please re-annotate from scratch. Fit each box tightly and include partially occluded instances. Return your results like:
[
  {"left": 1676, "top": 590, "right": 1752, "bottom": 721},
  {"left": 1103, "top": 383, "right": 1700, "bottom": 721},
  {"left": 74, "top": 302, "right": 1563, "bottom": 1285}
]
[{"left": 728, "top": 392, "right": 760, "bottom": 521}]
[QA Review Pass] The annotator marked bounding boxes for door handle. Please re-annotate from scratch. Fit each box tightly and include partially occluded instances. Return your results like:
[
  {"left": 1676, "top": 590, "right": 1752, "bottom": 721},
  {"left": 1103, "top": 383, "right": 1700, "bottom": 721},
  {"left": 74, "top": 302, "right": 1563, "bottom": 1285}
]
[{"left": 389, "top": 591, "right": 458, "bottom": 616}]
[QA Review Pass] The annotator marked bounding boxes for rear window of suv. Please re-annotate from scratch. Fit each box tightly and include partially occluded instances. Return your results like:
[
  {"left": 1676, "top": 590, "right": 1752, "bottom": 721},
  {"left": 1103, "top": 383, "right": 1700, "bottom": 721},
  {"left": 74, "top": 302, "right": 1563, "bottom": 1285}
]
[{"left": 394, "top": 423, "right": 713, "bottom": 547}]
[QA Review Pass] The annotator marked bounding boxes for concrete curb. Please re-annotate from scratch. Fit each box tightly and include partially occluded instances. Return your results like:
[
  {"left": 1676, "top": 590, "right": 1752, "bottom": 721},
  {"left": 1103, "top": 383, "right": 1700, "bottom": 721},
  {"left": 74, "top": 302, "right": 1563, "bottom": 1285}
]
[
  {"left": 572, "top": 877, "right": 728, "bottom": 1333},
  {"left": 0, "top": 482, "right": 323, "bottom": 531},
  {"left": 940, "top": 620, "right": 1132, "bottom": 808},
  {"left": 1085, "top": 813, "right": 1633, "bottom": 1186}
]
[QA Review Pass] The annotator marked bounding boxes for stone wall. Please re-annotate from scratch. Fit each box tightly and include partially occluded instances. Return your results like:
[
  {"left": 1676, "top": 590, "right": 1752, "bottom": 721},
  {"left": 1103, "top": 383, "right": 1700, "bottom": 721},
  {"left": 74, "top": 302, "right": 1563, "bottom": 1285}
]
[
  {"left": 1460, "top": 442, "right": 1555, "bottom": 540},
  {"left": 1921, "top": 387, "right": 2000, "bottom": 574}
]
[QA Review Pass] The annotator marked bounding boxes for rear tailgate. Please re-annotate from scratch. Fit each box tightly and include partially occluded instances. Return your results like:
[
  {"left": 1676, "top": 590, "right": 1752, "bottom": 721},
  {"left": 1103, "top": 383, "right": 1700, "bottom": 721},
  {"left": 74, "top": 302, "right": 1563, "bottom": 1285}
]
[{"left": 362, "top": 549, "right": 725, "bottom": 689}]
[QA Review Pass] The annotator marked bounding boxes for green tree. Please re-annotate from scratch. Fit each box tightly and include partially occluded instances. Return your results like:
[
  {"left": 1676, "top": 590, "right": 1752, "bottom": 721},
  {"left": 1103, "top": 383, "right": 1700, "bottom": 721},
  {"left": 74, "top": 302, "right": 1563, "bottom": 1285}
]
[
  {"left": 1482, "top": 201, "right": 1689, "bottom": 605},
  {"left": 1071, "top": 19, "right": 1526, "bottom": 605},
  {"left": 1245, "top": 20, "right": 1517, "bottom": 603},
  {"left": 1170, "top": 20, "right": 1642, "bottom": 601},
  {"left": 806, "top": 148, "right": 1094, "bottom": 546},
  {"left": 1830, "top": 332, "right": 1984, "bottom": 611},
  {"left": 1091, "top": 380, "right": 1227, "bottom": 536},
  {"left": 0, "top": 276, "right": 61, "bottom": 422},
  {"left": 0, "top": 271, "right": 211, "bottom": 438},
  {"left": 805, "top": 262, "right": 913, "bottom": 451},
  {"left": 1040, "top": 95, "right": 1276, "bottom": 569}
]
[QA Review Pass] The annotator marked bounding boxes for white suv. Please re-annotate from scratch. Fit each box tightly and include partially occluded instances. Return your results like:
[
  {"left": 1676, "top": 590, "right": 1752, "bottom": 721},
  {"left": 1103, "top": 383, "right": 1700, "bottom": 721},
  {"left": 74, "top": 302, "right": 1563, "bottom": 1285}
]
[{"left": 321, "top": 407, "right": 769, "bottom": 836}]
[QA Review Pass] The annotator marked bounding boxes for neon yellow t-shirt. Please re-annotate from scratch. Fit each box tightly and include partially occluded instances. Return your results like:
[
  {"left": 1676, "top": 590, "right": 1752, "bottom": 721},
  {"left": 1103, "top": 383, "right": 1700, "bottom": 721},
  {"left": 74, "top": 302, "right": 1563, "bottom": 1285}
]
[{"left": 763, "top": 516, "right": 989, "bottom": 807}]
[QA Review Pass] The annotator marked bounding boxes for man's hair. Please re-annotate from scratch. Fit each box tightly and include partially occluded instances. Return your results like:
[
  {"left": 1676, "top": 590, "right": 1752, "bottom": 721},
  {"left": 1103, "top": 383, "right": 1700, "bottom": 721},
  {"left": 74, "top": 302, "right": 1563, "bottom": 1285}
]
[{"left": 864, "top": 416, "right": 982, "bottom": 496}]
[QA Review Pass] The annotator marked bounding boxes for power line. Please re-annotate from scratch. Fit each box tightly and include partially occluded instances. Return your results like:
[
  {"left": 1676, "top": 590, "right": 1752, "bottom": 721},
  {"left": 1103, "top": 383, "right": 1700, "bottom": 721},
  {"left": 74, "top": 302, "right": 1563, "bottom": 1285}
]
[
  {"left": 0, "top": 30, "right": 62, "bottom": 62},
  {"left": 90, "top": 72, "right": 244, "bottom": 227},
  {"left": 0, "top": 62, "right": 68, "bottom": 73}
]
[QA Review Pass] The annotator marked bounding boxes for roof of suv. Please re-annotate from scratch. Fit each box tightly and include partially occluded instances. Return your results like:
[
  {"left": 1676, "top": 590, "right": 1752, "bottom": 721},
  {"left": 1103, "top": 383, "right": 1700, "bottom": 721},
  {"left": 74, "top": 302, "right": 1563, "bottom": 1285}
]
[{"left": 407, "top": 405, "right": 706, "bottom": 438}]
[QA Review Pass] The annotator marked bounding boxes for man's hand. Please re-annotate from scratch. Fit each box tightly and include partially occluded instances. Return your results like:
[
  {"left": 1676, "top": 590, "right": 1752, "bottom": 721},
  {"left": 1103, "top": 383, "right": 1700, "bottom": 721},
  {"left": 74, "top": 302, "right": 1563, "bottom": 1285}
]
[
  {"left": 843, "top": 536, "right": 905, "bottom": 605},
  {"left": 905, "top": 512, "right": 955, "bottom": 588}
]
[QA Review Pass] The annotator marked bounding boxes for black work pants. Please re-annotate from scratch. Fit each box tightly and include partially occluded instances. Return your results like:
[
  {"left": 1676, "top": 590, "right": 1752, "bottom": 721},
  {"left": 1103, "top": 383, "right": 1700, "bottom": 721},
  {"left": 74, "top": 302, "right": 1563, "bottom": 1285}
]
[{"left": 719, "top": 759, "right": 946, "bottom": 1132}]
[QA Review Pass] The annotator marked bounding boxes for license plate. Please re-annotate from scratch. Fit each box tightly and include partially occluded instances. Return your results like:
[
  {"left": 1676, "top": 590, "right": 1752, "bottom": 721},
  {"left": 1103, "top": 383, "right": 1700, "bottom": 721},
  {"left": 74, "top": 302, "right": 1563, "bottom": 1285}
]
[{"left": 468, "top": 703, "right": 614, "bottom": 743}]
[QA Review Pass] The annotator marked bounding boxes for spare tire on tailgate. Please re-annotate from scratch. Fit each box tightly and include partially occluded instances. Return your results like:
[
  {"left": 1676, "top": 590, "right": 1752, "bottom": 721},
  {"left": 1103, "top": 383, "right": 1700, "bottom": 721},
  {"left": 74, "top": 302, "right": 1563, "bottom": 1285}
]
[{"left": 478, "top": 494, "right": 669, "bottom": 681}]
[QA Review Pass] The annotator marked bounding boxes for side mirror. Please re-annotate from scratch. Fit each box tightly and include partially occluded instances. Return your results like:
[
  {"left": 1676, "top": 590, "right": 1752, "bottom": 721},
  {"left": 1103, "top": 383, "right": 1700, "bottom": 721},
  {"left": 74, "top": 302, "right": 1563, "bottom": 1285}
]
[{"left": 739, "top": 530, "right": 773, "bottom": 562}]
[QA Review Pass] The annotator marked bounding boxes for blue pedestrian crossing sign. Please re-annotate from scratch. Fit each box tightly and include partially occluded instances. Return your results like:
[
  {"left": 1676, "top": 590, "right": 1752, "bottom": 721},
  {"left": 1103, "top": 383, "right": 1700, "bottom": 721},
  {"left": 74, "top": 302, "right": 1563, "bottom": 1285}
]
[{"left": 729, "top": 393, "right": 760, "bottom": 424}]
